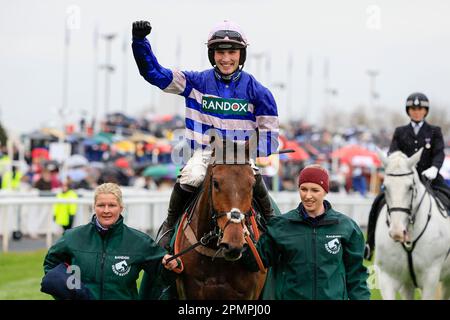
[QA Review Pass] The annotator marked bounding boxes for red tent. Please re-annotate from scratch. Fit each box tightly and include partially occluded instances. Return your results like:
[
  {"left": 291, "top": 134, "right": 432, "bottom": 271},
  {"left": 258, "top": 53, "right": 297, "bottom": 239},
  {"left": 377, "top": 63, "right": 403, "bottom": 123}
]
[
  {"left": 31, "top": 148, "right": 49, "bottom": 160},
  {"left": 279, "top": 136, "right": 310, "bottom": 161},
  {"left": 331, "top": 145, "right": 381, "bottom": 167}
]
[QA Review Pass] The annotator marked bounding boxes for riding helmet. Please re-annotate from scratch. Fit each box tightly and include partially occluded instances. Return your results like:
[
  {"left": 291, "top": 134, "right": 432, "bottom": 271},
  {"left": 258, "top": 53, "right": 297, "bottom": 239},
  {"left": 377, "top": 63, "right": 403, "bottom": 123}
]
[
  {"left": 405, "top": 92, "right": 429, "bottom": 116},
  {"left": 206, "top": 20, "right": 248, "bottom": 67}
]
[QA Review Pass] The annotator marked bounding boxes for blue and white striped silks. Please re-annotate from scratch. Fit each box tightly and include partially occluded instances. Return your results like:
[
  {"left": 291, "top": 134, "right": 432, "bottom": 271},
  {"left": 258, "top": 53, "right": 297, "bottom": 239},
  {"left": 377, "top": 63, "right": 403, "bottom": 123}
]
[{"left": 132, "top": 37, "right": 279, "bottom": 160}]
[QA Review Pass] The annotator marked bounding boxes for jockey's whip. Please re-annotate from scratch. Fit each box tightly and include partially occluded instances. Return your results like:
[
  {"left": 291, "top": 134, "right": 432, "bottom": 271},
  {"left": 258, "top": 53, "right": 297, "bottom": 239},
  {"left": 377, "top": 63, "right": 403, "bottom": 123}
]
[{"left": 272, "top": 149, "right": 295, "bottom": 155}]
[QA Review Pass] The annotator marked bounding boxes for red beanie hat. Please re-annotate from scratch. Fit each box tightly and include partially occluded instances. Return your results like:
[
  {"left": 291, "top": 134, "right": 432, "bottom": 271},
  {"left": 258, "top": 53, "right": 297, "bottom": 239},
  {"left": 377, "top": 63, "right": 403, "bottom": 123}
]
[{"left": 298, "top": 166, "right": 329, "bottom": 193}]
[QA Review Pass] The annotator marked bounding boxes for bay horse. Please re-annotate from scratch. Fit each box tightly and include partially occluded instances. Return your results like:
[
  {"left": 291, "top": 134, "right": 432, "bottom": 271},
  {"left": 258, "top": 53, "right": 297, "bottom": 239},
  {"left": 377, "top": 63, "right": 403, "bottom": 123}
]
[
  {"left": 374, "top": 149, "right": 450, "bottom": 299},
  {"left": 172, "top": 138, "right": 267, "bottom": 299}
]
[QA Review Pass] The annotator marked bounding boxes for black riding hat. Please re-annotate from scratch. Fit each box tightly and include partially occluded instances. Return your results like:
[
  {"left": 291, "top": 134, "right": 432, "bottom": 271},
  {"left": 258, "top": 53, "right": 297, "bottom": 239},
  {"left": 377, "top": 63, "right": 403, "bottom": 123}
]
[{"left": 405, "top": 92, "right": 429, "bottom": 116}]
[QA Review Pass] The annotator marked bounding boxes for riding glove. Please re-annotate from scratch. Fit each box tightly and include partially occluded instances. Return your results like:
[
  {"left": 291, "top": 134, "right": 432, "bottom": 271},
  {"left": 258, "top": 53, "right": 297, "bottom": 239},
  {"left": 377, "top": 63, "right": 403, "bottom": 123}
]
[
  {"left": 132, "top": 20, "right": 152, "bottom": 39},
  {"left": 422, "top": 166, "right": 438, "bottom": 180}
]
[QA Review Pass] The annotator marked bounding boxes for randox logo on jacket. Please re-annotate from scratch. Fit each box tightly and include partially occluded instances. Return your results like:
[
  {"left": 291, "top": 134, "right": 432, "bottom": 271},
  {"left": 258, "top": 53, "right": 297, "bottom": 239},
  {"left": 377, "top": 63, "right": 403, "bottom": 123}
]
[
  {"left": 201, "top": 96, "right": 249, "bottom": 116},
  {"left": 112, "top": 259, "right": 131, "bottom": 276},
  {"left": 325, "top": 238, "right": 341, "bottom": 254}
]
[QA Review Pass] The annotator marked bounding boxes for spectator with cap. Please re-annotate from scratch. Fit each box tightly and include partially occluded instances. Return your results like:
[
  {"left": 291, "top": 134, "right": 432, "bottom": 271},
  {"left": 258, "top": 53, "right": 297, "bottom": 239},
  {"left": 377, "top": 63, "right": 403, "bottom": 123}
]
[{"left": 242, "top": 164, "right": 369, "bottom": 300}]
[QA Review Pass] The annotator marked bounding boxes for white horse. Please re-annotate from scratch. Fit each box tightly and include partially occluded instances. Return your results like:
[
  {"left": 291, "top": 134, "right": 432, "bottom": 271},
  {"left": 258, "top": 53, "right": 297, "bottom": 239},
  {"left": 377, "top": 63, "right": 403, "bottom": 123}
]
[{"left": 375, "top": 149, "right": 450, "bottom": 299}]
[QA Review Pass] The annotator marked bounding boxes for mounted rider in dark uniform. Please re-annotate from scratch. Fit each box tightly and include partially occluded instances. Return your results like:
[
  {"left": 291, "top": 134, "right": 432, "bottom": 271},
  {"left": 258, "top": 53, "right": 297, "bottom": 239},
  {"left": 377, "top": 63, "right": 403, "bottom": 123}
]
[
  {"left": 131, "top": 20, "right": 279, "bottom": 250},
  {"left": 365, "top": 92, "right": 450, "bottom": 260}
]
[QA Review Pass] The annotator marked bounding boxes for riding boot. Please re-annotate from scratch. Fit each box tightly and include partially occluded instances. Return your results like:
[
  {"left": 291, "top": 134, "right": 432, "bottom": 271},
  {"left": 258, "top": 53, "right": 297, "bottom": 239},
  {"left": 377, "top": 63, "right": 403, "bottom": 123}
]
[
  {"left": 364, "top": 192, "right": 385, "bottom": 260},
  {"left": 253, "top": 174, "right": 275, "bottom": 225},
  {"left": 156, "top": 182, "right": 194, "bottom": 250}
]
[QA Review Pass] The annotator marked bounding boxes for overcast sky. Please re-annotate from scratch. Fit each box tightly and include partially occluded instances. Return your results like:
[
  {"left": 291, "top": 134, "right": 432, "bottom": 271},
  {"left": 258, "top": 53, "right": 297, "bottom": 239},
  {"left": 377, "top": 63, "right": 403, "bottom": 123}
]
[{"left": 1, "top": 0, "right": 450, "bottom": 135}]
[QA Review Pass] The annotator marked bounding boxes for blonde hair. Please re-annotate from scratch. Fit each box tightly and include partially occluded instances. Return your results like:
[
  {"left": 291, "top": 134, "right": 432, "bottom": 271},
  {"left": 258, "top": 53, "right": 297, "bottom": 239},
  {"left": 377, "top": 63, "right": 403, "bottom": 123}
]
[{"left": 94, "top": 183, "right": 123, "bottom": 207}]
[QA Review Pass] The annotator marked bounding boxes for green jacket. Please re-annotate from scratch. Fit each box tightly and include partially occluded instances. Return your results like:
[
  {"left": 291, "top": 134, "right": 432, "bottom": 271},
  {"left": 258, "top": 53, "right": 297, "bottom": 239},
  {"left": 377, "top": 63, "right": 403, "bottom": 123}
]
[
  {"left": 43, "top": 215, "right": 167, "bottom": 300},
  {"left": 244, "top": 201, "right": 370, "bottom": 300}
]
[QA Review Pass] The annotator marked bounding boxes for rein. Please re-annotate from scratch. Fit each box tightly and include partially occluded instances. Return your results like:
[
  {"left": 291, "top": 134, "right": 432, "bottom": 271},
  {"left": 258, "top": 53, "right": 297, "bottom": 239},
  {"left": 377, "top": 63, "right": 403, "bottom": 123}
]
[{"left": 384, "top": 170, "right": 433, "bottom": 288}]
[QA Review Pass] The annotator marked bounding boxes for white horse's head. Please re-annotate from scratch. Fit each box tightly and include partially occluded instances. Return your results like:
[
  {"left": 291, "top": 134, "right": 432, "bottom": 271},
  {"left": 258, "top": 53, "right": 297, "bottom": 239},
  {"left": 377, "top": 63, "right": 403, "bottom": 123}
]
[{"left": 380, "top": 148, "right": 423, "bottom": 243}]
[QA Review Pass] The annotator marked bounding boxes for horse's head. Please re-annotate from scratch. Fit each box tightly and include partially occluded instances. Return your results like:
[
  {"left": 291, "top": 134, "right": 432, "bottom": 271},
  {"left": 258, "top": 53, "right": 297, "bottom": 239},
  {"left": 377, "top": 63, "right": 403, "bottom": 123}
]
[
  {"left": 208, "top": 136, "right": 256, "bottom": 261},
  {"left": 381, "top": 148, "right": 423, "bottom": 243}
]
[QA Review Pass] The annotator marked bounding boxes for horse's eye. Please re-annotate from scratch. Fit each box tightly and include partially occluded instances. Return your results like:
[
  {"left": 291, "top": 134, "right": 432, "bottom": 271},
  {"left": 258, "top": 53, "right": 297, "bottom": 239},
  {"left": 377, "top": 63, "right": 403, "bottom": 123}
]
[{"left": 213, "top": 180, "right": 219, "bottom": 190}]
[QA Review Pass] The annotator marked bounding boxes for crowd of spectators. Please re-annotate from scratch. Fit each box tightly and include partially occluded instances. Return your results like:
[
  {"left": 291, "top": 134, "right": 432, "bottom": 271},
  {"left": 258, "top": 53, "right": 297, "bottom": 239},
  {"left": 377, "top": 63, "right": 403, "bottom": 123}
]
[{"left": 1, "top": 113, "right": 448, "bottom": 197}]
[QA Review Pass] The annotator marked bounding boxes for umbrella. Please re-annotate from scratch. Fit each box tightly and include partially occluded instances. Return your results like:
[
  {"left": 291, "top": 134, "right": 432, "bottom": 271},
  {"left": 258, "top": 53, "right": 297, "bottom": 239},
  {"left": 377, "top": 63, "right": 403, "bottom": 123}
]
[
  {"left": 31, "top": 148, "right": 49, "bottom": 160},
  {"left": 94, "top": 132, "right": 114, "bottom": 145},
  {"left": 351, "top": 155, "right": 377, "bottom": 167},
  {"left": 278, "top": 136, "right": 310, "bottom": 162},
  {"left": 155, "top": 143, "right": 172, "bottom": 154},
  {"left": 113, "top": 140, "right": 135, "bottom": 153},
  {"left": 331, "top": 145, "right": 381, "bottom": 167},
  {"left": 281, "top": 140, "right": 310, "bottom": 162},
  {"left": 65, "top": 154, "right": 89, "bottom": 168},
  {"left": 142, "top": 164, "right": 181, "bottom": 179},
  {"left": 88, "top": 161, "right": 105, "bottom": 170},
  {"left": 114, "top": 157, "right": 130, "bottom": 169},
  {"left": 67, "top": 168, "right": 88, "bottom": 182},
  {"left": 129, "top": 132, "right": 157, "bottom": 143},
  {"left": 82, "top": 133, "right": 113, "bottom": 146}
]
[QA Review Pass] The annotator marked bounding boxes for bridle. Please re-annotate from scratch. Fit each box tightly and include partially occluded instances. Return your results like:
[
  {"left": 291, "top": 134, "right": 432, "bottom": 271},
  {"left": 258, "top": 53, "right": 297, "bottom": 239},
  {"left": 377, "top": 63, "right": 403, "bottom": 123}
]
[
  {"left": 208, "top": 161, "right": 253, "bottom": 246},
  {"left": 167, "top": 157, "right": 266, "bottom": 277},
  {"left": 385, "top": 170, "right": 433, "bottom": 249},
  {"left": 385, "top": 171, "right": 427, "bottom": 226}
]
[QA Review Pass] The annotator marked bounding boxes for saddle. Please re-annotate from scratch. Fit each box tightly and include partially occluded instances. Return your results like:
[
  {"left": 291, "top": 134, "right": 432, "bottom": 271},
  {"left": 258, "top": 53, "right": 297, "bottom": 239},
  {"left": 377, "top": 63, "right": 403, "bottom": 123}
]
[{"left": 422, "top": 178, "right": 450, "bottom": 215}]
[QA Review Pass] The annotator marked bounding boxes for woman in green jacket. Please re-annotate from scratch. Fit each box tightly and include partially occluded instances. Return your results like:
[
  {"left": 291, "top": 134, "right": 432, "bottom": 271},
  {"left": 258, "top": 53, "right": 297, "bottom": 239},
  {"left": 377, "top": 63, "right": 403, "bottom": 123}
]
[
  {"left": 244, "top": 165, "right": 370, "bottom": 300},
  {"left": 43, "top": 183, "right": 168, "bottom": 300}
]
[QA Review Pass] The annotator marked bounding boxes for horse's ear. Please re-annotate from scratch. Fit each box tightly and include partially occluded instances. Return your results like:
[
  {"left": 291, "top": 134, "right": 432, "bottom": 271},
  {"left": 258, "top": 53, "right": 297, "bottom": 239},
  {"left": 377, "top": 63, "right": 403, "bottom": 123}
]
[
  {"left": 407, "top": 148, "right": 423, "bottom": 168},
  {"left": 209, "top": 129, "right": 220, "bottom": 146},
  {"left": 209, "top": 129, "right": 223, "bottom": 157},
  {"left": 376, "top": 146, "right": 388, "bottom": 167}
]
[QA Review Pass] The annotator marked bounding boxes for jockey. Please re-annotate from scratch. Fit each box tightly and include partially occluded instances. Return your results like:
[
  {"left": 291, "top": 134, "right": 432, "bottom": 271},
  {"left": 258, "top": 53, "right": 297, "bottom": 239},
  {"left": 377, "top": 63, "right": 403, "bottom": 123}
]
[
  {"left": 365, "top": 92, "right": 450, "bottom": 260},
  {"left": 132, "top": 20, "right": 279, "bottom": 249}
]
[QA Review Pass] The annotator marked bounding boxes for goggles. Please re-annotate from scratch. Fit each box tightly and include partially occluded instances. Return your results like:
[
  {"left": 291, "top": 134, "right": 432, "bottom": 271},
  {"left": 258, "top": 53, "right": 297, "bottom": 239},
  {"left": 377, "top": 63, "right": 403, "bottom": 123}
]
[{"left": 210, "top": 30, "right": 244, "bottom": 43}]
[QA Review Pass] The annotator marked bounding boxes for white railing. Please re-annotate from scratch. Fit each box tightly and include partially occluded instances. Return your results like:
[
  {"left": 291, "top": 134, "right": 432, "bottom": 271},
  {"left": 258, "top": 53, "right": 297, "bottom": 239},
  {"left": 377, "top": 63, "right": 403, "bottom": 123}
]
[{"left": 0, "top": 189, "right": 374, "bottom": 252}]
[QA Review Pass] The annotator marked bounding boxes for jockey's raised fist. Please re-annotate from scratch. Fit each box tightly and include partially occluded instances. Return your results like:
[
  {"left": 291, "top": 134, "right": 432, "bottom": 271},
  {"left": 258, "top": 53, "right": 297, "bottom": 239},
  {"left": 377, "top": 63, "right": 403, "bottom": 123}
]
[{"left": 132, "top": 20, "right": 152, "bottom": 39}]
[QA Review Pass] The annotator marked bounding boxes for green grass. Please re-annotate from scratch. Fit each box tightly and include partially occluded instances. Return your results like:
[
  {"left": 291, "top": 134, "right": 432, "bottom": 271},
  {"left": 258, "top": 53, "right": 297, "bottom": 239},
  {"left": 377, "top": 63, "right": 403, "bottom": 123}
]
[
  {"left": 364, "top": 256, "right": 422, "bottom": 300},
  {"left": 0, "top": 249, "right": 51, "bottom": 300},
  {"left": 0, "top": 249, "right": 145, "bottom": 300},
  {"left": 363, "top": 259, "right": 382, "bottom": 300},
  {"left": 0, "top": 249, "right": 416, "bottom": 300}
]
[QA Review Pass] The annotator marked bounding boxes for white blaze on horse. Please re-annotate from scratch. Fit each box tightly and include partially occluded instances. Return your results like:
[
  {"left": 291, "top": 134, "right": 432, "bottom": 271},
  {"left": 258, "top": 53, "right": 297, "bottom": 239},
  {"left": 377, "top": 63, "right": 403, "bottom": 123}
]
[{"left": 375, "top": 148, "right": 450, "bottom": 299}]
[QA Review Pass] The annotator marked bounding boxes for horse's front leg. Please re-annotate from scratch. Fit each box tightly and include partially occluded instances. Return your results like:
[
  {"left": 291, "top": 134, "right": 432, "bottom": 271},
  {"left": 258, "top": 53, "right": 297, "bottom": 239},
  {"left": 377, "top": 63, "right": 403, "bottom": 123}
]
[
  {"left": 377, "top": 269, "right": 400, "bottom": 300},
  {"left": 399, "top": 284, "right": 415, "bottom": 300},
  {"left": 420, "top": 266, "right": 442, "bottom": 300}
]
